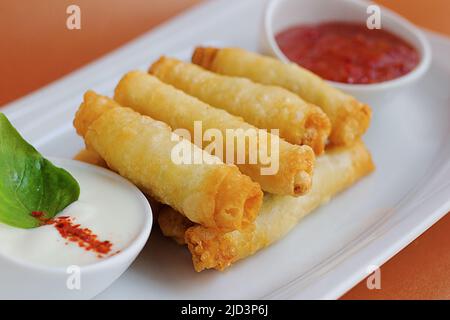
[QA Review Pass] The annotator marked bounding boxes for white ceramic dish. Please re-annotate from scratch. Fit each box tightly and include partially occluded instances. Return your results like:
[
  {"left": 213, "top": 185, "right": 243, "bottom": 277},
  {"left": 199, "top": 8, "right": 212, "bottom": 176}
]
[
  {"left": 262, "top": 0, "right": 432, "bottom": 105},
  {"left": 0, "top": 158, "right": 152, "bottom": 299},
  {"left": 1, "top": 0, "right": 449, "bottom": 299}
]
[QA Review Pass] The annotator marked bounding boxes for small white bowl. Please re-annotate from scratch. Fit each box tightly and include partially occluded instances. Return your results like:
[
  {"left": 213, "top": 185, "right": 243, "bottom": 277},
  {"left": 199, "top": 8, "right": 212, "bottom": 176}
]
[
  {"left": 262, "top": 0, "right": 432, "bottom": 105},
  {"left": 0, "top": 158, "right": 152, "bottom": 299}
]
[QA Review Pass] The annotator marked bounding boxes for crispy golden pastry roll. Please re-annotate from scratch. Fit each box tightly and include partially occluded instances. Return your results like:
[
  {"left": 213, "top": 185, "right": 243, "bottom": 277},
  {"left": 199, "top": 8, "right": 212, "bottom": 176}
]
[
  {"left": 114, "top": 71, "right": 315, "bottom": 196},
  {"left": 73, "top": 91, "right": 263, "bottom": 231},
  {"left": 159, "top": 141, "right": 374, "bottom": 271},
  {"left": 149, "top": 57, "right": 331, "bottom": 154},
  {"left": 74, "top": 148, "right": 108, "bottom": 168},
  {"left": 158, "top": 206, "right": 194, "bottom": 245},
  {"left": 192, "top": 47, "right": 372, "bottom": 147}
]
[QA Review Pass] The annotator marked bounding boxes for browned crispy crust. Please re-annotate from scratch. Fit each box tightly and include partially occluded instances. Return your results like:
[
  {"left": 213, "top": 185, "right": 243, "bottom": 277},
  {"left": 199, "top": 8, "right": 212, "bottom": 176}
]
[
  {"left": 302, "top": 107, "right": 331, "bottom": 154},
  {"left": 192, "top": 46, "right": 218, "bottom": 70},
  {"left": 213, "top": 168, "right": 263, "bottom": 230},
  {"left": 329, "top": 100, "right": 372, "bottom": 146},
  {"left": 73, "top": 91, "right": 118, "bottom": 137},
  {"left": 185, "top": 226, "right": 237, "bottom": 272}
]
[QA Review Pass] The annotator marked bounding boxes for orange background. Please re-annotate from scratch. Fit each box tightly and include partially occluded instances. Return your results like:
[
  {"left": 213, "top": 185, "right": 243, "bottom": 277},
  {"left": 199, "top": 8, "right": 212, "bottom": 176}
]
[{"left": 0, "top": 0, "right": 449, "bottom": 299}]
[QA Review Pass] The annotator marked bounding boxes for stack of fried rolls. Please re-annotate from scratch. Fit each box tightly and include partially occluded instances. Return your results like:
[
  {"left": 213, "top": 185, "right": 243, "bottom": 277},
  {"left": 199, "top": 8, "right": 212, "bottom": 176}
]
[
  {"left": 149, "top": 57, "right": 331, "bottom": 154},
  {"left": 114, "top": 71, "right": 314, "bottom": 196},
  {"left": 74, "top": 91, "right": 263, "bottom": 232},
  {"left": 73, "top": 47, "right": 374, "bottom": 272},
  {"left": 159, "top": 142, "right": 374, "bottom": 271},
  {"left": 192, "top": 47, "right": 372, "bottom": 146}
]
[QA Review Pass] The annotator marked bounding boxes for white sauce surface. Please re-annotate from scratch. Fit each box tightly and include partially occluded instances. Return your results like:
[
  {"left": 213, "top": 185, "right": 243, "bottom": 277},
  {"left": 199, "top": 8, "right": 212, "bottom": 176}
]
[{"left": 0, "top": 162, "right": 146, "bottom": 267}]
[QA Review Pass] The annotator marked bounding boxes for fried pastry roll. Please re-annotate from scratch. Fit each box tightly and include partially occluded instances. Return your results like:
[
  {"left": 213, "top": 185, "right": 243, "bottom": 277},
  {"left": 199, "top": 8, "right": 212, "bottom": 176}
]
[
  {"left": 158, "top": 206, "right": 195, "bottom": 245},
  {"left": 73, "top": 91, "right": 263, "bottom": 231},
  {"left": 114, "top": 71, "right": 315, "bottom": 196},
  {"left": 159, "top": 141, "right": 374, "bottom": 271},
  {"left": 74, "top": 148, "right": 108, "bottom": 168},
  {"left": 192, "top": 47, "right": 372, "bottom": 146},
  {"left": 149, "top": 57, "right": 331, "bottom": 154}
]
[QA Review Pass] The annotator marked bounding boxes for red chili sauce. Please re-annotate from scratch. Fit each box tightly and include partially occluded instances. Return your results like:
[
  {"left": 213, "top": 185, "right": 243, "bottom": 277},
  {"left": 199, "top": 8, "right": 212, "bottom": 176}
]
[{"left": 276, "top": 22, "right": 420, "bottom": 84}]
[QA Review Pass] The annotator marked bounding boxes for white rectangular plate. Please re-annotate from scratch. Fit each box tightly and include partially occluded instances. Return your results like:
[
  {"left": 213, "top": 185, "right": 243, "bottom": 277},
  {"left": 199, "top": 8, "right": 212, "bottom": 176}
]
[{"left": 2, "top": 0, "right": 450, "bottom": 299}]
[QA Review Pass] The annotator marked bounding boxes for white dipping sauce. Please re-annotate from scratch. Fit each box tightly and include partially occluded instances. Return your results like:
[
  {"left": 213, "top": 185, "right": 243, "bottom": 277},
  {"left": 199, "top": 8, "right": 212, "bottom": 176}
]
[{"left": 0, "top": 160, "right": 147, "bottom": 268}]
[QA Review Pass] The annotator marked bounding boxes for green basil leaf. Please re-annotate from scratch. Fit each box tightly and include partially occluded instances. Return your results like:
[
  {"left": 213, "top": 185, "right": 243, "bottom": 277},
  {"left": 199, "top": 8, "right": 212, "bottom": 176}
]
[{"left": 0, "top": 113, "right": 80, "bottom": 228}]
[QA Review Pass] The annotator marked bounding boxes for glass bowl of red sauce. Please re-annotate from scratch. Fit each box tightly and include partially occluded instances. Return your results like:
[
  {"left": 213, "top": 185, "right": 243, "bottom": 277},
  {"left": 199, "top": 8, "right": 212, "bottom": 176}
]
[{"left": 262, "top": 0, "right": 431, "bottom": 104}]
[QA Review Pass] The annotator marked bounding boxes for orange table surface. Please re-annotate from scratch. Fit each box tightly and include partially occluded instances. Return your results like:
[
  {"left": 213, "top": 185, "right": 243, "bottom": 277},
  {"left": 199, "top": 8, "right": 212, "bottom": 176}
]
[{"left": 0, "top": 0, "right": 449, "bottom": 300}]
